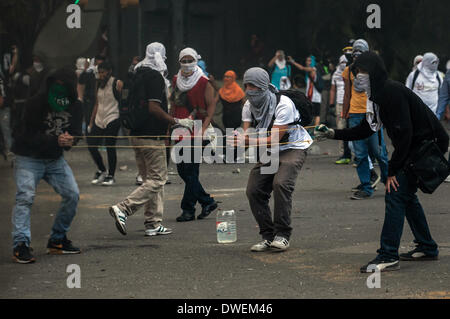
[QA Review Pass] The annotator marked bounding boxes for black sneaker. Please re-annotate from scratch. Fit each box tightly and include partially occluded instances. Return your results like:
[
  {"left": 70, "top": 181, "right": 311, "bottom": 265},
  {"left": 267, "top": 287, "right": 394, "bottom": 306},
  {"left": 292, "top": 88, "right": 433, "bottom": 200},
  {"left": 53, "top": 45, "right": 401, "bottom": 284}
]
[
  {"left": 197, "top": 201, "right": 218, "bottom": 220},
  {"left": 351, "top": 190, "right": 372, "bottom": 200},
  {"left": 47, "top": 237, "right": 81, "bottom": 255},
  {"left": 352, "top": 184, "right": 377, "bottom": 193},
  {"left": 102, "top": 175, "right": 115, "bottom": 186},
  {"left": 360, "top": 258, "right": 400, "bottom": 273},
  {"left": 400, "top": 248, "right": 439, "bottom": 261},
  {"left": 13, "top": 243, "right": 36, "bottom": 264},
  {"left": 176, "top": 211, "right": 195, "bottom": 222}
]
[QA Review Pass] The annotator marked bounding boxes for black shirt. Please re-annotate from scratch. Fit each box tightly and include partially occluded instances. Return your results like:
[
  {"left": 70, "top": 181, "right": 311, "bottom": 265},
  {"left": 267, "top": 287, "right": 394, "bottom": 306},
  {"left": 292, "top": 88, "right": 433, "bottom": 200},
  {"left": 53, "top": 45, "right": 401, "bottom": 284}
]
[
  {"left": 130, "top": 67, "right": 169, "bottom": 137},
  {"left": 78, "top": 71, "right": 97, "bottom": 104}
]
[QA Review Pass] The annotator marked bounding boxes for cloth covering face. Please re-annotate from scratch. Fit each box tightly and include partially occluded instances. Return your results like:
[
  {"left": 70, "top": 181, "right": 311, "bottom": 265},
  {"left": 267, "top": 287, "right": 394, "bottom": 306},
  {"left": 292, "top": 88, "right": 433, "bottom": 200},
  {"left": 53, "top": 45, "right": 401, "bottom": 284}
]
[
  {"left": 135, "top": 42, "right": 170, "bottom": 88},
  {"left": 176, "top": 47, "right": 206, "bottom": 92}
]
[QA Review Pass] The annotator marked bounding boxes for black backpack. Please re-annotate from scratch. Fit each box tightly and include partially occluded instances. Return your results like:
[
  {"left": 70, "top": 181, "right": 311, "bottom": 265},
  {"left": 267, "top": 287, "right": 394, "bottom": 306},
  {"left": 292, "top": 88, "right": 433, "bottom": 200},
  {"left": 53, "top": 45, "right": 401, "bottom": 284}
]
[
  {"left": 251, "top": 90, "right": 313, "bottom": 143},
  {"left": 119, "top": 68, "right": 152, "bottom": 130}
]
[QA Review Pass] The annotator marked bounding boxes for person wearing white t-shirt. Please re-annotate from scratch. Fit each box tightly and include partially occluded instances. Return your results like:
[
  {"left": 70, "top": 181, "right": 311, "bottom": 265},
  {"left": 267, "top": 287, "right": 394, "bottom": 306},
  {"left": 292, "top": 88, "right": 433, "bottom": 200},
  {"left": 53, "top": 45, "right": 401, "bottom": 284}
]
[
  {"left": 229, "top": 67, "right": 312, "bottom": 252},
  {"left": 406, "top": 52, "right": 444, "bottom": 115}
]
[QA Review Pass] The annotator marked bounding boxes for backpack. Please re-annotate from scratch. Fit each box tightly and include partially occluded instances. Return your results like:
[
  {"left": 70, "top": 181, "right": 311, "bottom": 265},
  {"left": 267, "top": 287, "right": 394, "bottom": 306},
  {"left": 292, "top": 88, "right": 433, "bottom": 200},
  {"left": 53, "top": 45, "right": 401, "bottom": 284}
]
[
  {"left": 119, "top": 68, "right": 152, "bottom": 130},
  {"left": 251, "top": 90, "right": 313, "bottom": 143}
]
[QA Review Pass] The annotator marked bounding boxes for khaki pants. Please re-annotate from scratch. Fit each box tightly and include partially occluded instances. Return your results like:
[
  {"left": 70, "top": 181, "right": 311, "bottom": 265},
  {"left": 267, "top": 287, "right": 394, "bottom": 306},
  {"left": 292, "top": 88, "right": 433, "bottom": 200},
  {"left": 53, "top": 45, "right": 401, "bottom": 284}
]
[
  {"left": 246, "top": 149, "right": 307, "bottom": 241},
  {"left": 117, "top": 138, "right": 167, "bottom": 229}
]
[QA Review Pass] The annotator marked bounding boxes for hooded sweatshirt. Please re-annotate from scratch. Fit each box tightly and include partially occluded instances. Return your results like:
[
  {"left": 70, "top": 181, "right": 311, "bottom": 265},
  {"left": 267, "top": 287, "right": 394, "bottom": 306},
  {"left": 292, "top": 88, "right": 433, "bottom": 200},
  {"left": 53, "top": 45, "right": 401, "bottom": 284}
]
[
  {"left": 11, "top": 68, "right": 83, "bottom": 159},
  {"left": 333, "top": 52, "right": 449, "bottom": 177}
]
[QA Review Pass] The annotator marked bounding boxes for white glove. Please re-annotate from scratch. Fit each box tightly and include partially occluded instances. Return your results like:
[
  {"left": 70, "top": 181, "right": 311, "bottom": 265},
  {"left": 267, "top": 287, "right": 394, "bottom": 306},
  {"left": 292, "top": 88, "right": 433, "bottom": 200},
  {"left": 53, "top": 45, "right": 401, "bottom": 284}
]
[
  {"left": 204, "top": 124, "right": 217, "bottom": 153},
  {"left": 314, "top": 124, "right": 335, "bottom": 142},
  {"left": 174, "top": 118, "right": 195, "bottom": 131},
  {"left": 87, "top": 125, "right": 92, "bottom": 134}
]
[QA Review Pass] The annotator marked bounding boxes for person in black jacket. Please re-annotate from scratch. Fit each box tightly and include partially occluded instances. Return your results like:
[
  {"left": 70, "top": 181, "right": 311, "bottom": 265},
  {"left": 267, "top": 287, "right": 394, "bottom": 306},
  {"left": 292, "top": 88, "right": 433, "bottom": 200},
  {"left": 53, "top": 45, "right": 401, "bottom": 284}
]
[
  {"left": 314, "top": 52, "right": 449, "bottom": 273},
  {"left": 11, "top": 68, "right": 83, "bottom": 264}
]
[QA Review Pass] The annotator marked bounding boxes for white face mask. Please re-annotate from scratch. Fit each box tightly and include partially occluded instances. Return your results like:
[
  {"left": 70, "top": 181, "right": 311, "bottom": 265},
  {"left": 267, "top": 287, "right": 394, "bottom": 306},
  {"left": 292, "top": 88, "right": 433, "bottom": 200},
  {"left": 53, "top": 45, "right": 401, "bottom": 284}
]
[
  {"left": 33, "top": 62, "right": 44, "bottom": 73},
  {"left": 355, "top": 73, "right": 371, "bottom": 96},
  {"left": 180, "top": 62, "right": 197, "bottom": 76}
]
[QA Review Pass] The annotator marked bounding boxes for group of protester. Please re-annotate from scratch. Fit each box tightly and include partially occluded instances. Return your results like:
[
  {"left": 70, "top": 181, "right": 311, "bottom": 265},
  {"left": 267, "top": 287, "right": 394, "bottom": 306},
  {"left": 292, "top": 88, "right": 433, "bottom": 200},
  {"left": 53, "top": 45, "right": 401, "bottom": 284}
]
[{"left": 2, "top": 37, "right": 450, "bottom": 275}]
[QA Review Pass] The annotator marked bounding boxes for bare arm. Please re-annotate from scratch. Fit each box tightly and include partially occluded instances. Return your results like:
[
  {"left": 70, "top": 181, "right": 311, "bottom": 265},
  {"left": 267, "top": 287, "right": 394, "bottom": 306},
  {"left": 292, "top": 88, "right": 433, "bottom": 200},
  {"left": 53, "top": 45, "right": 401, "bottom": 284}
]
[
  {"left": 148, "top": 100, "right": 176, "bottom": 125},
  {"left": 268, "top": 55, "right": 278, "bottom": 68},
  {"left": 89, "top": 100, "right": 98, "bottom": 128},
  {"left": 77, "top": 83, "right": 85, "bottom": 102},
  {"left": 329, "top": 84, "right": 336, "bottom": 106},
  {"left": 342, "top": 78, "right": 351, "bottom": 119},
  {"left": 202, "top": 82, "right": 216, "bottom": 133}
]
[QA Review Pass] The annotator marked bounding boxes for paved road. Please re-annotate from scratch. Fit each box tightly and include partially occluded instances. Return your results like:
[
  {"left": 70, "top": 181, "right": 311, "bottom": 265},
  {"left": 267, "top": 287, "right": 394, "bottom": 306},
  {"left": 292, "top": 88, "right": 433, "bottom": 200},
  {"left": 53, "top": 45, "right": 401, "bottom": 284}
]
[{"left": 0, "top": 135, "right": 449, "bottom": 299}]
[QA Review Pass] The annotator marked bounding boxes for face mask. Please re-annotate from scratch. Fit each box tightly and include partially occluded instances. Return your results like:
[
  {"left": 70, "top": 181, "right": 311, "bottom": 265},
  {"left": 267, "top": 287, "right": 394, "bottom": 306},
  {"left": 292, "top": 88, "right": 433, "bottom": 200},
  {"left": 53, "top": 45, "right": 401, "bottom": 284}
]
[
  {"left": 344, "top": 53, "right": 353, "bottom": 65},
  {"left": 180, "top": 62, "right": 197, "bottom": 76},
  {"left": 338, "top": 62, "right": 347, "bottom": 71},
  {"left": 246, "top": 89, "right": 266, "bottom": 109},
  {"left": 48, "top": 83, "right": 70, "bottom": 112},
  {"left": 428, "top": 61, "right": 439, "bottom": 73},
  {"left": 34, "top": 62, "right": 44, "bottom": 73},
  {"left": 356, "top": 73, "right": 371, "bottom": 96}
]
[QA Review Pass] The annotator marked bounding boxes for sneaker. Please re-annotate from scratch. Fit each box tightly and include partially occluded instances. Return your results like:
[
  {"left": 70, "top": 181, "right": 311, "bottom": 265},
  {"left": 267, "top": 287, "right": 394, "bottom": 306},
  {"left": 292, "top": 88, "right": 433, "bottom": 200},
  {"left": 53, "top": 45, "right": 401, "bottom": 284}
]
[
  {"left": 352, "top": 184, "right": 377, "bottom": 193},
  {"left": 136, "top": 175, "right": 144, "bottom": 186},
  {"left": 102, "top": 175, "right": 115, "bottom": 186},
  {"left": 351, "top": 190, "right": 372, "bottom": 200},
  {"left": 370, "top": 170, "right": 381, "bottom": 188},
  {"left": 360, "top": 258, "right": 400, "bottom": 273},
  {"left": 47, "top": 236, "right": 81, "bottom": 255},
  {"left": 13, "top": 243, "right": 36, "bottom": 264},
  {"left": 445, "top": 175, "right": 450, "bottom": 183},
  {"left": 270, "top": 236, "right": 290, "bottom": 251},
  {"left": 109, "top": 205, "right": 128, "bottom": 235},
  {"left": 335, "top": 157, "right": 351, "bottom": 165},
  {"left": 145, "top": 225, "right": 173, "bottom": 236},
  {"left": 399, "top": 248, "right": 439, "bottom": 261},
  {"left": 197, "top": 200, "right": 218, "bottom": 220},
  {"left": 176, "top": 211, "right": 195, "bottom": 222},
  {"left": 251, "top": 240, "right": 272, "bottom": 252},
  {"left": 91, "top": 170, "right": 107, "bottom": 185}
]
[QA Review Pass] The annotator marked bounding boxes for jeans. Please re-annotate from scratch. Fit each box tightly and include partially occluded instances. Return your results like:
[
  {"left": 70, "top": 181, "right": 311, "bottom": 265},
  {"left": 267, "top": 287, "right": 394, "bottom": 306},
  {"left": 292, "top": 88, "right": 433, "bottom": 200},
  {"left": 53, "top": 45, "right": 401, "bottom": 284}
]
[
  {"left": 377, "top": 170, "right": 438, "bottom": 260},
  {"left": 348, "top": 113, "right": 389, "bottom": 195},
  {"left": 176, "top": 161, "right": 214, "bottom": 214},
  {"left": 12, "top": 156, "right": 80, "bottom": 248}
]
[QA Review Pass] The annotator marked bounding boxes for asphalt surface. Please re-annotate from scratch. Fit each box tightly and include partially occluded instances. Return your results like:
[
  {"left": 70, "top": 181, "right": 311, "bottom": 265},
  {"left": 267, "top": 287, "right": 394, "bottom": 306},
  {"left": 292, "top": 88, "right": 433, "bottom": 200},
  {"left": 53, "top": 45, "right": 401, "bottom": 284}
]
[{"left": 0, "top": 132, "right": 449, "bottom": 299}]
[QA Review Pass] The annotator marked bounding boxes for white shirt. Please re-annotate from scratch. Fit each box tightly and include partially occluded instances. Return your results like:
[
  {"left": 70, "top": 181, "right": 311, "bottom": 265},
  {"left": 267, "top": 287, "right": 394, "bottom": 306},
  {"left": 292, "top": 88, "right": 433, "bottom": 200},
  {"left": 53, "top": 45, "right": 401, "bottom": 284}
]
[
  {"left": 242, "top": 95, "right": 313, "bottom": 152},
  {"left": 332, "top": 71, "right": 345, "bottom": 104},
  {"left": 406, "top": 71, "right": 443, "bottom": 114}
]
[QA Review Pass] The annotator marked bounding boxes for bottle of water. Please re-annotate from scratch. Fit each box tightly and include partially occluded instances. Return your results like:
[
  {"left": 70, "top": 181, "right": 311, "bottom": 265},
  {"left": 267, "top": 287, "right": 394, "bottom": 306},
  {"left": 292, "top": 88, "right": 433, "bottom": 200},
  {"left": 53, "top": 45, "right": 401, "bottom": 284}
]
[{"left": 216, "top": 210, "right": 237, "bottom": 243}]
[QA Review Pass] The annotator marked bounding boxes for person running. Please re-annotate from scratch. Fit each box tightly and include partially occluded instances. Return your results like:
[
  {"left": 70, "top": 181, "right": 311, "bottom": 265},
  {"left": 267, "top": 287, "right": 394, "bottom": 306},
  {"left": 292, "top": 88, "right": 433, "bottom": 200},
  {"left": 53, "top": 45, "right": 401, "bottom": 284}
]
[
  {"left": 342, "top": 39, "right": 388, "bottom": 200},
  {"left": 109, "top": 42, "right": 192, "bottom": 236},
  {"left": 87, "top": 61, "right": 123, "bottom": 186},
  {"left": 330, "top": 54, "right": 352, "bottom": 164},
  {"left": 268, "top": 50, "right": 292, "bottom": 90},
  {"left": 315, "top": 52, "right": 449, "bottom": 272},
  {"left": 406, "top": 52, "right": 444, "bottom": 115},
  {"left": 288, "top": 55, "right": 321, "bottom": 126},
  {"left": 232, "top": 67, "right": 312, "bottom": 252},
  {"left": 170, "top": 47, "right": 218, "bottom": 222},
  {"left": 10, "top": 68, "right": 83, "bottom": 263}
]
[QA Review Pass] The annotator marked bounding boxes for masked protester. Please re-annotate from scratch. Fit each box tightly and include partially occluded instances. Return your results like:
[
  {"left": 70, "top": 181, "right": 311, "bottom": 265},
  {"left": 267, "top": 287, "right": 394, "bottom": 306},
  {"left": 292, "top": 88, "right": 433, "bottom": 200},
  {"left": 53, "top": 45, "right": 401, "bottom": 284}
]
[
  {"left": 10, "top": 68, "right": 83, "bottom": 264},
  {"left": 406, "top": 52, "right": 444, "bottom": 115},
  {"left": 341, "top": 39, "right": 389, "bottom": 200},
  {"left": 236, "top": 67, "right": 312, "bottom": 252},
  {"left": 170, "top": 47, "right": 219, "bottom": 222},
  {"left": 109, "top": 42, "right": 187, "bottom": 237},
  {"left": 314, "top": 52, "right": 449, "bottom": 273},
  {"left": 87, "top": 61, "right": 123, "bottom": 186}
]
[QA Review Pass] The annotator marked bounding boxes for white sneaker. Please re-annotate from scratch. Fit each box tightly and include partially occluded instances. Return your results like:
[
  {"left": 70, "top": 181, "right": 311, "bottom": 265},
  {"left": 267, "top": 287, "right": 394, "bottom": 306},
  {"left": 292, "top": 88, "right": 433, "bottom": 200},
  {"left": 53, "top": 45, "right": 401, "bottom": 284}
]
[
  {"left": 91, "top": 171, "right": 107, "bottom": 185},
  {"left": 145, "top": 225, "right": 173, "bottom": 236},
  {"left": 109, "top": 205, "right": 127, "bottom": 235},
  {"left": 445, "top": 175, "right": 450, "bottom": 183},
  {"left": 136, "top": 175, "right": 144, "bottom": 185},
  {"left": 270, "top": 236, "right": 290, "bottom": 251},
  {"left": 251, "top": 240, "right": 272, "bottom": 252}
]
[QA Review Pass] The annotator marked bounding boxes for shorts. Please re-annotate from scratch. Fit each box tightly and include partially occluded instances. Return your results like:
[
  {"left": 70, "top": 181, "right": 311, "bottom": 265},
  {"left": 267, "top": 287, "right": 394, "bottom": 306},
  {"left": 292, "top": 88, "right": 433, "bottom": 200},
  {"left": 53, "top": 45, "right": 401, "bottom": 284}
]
[{"left": 312, "top": 103, "right": 321, "bottom": 117}]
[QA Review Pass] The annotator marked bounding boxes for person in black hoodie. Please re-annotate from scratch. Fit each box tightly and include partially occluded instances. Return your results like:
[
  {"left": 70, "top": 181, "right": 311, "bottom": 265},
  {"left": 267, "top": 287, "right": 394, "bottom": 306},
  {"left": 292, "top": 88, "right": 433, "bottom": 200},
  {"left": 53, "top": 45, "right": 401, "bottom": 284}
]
[
  {"left": 314, "top": 52, "right": 449, "bottom": 273},
  {"left": 11, "top": 67, "right": 83, "bottom": 264}
]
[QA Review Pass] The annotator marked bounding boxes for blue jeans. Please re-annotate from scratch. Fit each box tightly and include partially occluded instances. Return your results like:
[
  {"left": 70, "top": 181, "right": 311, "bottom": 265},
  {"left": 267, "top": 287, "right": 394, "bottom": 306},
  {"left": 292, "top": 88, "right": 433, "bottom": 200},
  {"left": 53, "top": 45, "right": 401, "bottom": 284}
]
[
  {"left": 176, "top": 162, "right": 214, "bottom": 214},
  {"left": 377, "top": 170, "right": 438, "bottom": 260},
  {"left": 348, "top": 114, "right": 389, "bottom": 195},
  {"left": 12, "top": 156, "right": 80, "bottom": 248}
]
